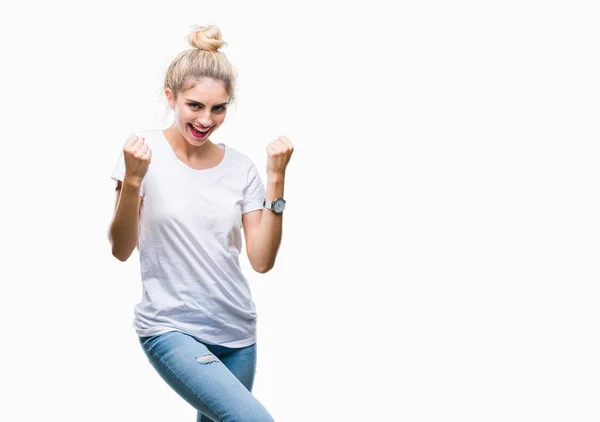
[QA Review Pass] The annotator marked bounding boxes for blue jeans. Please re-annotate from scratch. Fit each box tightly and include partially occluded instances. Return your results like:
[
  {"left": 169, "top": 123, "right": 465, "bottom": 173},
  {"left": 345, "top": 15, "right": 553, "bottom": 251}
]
[{"left": 139, "top": 331, "right": 274, "bottom": 422}]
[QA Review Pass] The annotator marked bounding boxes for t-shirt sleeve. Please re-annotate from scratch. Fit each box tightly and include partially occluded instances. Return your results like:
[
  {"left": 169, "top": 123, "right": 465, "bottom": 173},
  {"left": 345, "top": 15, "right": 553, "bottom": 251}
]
[
  {"left": 110, "top": 148, "right": 145, "bottom": 197},
  {"left": 241, "top": 162, "right": 265, "bottom": 214}
]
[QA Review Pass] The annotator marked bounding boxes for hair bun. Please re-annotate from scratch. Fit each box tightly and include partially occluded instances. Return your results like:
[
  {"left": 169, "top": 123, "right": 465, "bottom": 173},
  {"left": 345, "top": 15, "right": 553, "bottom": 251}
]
[{"left": 187, "top": 25, "right": 225, "bottom": 52}]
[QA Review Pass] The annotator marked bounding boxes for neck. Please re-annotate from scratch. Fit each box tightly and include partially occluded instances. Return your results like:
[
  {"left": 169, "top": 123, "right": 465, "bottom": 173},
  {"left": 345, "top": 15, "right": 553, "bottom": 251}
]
[{"left": 164, "top": 126, "right": 214, "bottom": 159}]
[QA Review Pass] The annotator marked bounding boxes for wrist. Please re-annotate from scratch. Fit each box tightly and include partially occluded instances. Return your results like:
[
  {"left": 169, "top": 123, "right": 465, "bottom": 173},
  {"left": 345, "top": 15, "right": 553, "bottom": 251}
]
[
  {"left": 123, "top": 174, "right": 143, "bottom": 189},
  {"left": 267, "top": 172, "right": 285, "bottom": 183}
]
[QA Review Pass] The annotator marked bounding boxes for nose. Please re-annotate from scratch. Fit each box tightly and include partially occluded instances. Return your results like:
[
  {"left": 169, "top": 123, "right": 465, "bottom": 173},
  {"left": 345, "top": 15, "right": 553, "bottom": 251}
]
[{"left": 196, "top": 109, "right": 212, "bottom": 127}]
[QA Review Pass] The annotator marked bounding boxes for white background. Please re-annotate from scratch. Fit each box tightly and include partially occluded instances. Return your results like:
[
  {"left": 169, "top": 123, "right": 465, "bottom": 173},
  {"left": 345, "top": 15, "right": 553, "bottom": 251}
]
[{"left": 1, "top": 0, "right": 599, "bottom": 421}]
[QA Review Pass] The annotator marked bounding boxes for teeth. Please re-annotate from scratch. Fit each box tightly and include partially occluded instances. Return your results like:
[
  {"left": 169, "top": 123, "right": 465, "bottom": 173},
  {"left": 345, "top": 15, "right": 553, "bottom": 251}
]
[{"left": 192, "top": 124, "right": 210, "bottom": 133}]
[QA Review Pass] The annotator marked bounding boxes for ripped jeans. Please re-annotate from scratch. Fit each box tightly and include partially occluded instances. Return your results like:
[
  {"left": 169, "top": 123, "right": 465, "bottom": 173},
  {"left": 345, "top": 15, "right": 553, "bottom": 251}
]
[{"left": 139, "top": 331, "right": 274, "bottom": 422}]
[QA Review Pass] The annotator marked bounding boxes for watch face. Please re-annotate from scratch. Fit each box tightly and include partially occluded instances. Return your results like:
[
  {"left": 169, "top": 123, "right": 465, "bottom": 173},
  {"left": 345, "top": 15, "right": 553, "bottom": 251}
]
[{"left": 273, "top": 198, "right": 286, "bottom": 213}]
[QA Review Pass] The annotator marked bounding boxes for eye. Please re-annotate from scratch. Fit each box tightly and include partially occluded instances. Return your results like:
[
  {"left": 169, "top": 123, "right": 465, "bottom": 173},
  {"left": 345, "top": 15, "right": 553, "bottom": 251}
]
[
  {"left": 188, "top": 103, "right": 202, "bottom": 109},
  {"left": 213, "top": 105, "right": 227, "bottom": 113}
]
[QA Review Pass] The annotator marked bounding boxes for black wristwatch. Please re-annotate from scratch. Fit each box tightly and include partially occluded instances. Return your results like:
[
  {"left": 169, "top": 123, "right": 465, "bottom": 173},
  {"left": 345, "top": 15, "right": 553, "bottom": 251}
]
[{"left": 263, "top": 198, "right": 286, "bottom": 214}]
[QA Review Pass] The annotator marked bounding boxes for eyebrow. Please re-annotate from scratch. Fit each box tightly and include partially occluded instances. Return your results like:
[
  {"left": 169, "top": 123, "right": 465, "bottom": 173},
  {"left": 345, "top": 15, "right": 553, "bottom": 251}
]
[{"left": 185, "top": 99, "right": 229, "bottom": 107}]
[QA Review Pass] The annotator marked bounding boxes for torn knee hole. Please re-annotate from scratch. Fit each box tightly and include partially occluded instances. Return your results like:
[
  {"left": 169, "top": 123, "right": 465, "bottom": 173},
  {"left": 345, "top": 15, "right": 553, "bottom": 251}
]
[{"left": 196, "top": 354, "right": 218, "bottom": 364}]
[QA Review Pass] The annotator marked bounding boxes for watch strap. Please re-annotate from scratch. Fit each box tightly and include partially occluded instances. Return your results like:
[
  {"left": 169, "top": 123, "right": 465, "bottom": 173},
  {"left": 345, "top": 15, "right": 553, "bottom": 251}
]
[{"left": 263, "top": 197, "right": 285, "bottom": 213}]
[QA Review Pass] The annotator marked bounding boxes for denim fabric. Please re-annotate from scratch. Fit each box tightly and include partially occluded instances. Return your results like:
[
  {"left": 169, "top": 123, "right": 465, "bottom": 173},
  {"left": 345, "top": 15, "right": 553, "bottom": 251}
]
[{"left": 139, "top": 331, "right": 274, "bottom": 421}]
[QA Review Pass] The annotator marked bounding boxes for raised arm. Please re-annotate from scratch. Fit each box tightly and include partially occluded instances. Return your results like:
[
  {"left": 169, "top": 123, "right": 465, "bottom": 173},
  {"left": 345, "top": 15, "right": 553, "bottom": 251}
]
[
  {"left": 108, "top": 135, "right": 152, "bottom": 261},
  {"left": 242, "top": 136, "right": 293, "bottom": 273}
]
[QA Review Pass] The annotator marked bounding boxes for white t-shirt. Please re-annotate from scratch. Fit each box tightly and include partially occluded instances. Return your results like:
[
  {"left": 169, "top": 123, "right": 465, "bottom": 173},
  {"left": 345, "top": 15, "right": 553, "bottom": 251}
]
[{"left": 110, "top": 129, "right": 265, "bottom": 347}]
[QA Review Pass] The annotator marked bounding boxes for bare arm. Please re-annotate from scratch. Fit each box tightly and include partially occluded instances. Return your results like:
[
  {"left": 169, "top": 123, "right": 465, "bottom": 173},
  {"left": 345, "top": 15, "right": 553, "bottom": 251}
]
[
  {"left": 243, "top": 136, "right": 293, "bottom": 273},
  {"left": 108, "top": 135, "right": 152, "bottom": 262},
  {"left": 109, "top": 179, "right": 143, "bottom": 261},
  {"left": 243, "top": 175, "right": 285, "bottom": 273}
]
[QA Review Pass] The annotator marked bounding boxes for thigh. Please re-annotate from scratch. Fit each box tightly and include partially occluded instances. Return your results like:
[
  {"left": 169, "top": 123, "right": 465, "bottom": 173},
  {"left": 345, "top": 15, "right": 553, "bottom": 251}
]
[
  {"left": 139, "top": 331, "right": 273, "bottom": 422},
  {"left": 218, "top": 343, "right": 258, "bottom": 392},
  {"left": 198, "top": 343, "right": 259, "bottom": 422}
]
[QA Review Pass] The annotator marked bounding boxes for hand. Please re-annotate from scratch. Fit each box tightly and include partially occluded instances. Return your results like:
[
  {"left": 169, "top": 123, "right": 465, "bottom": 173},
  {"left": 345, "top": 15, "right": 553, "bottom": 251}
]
[
  {"left": 123, "top": 135, "right": 152, "bottom": 183},
  {"left": 266, "top": 136, "right": 293, "bottom": 178}
]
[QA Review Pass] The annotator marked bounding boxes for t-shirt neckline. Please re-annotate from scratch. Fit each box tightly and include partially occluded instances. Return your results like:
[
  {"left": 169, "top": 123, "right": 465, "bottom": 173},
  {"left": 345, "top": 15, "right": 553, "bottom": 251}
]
[{"left": 160, "top": 130, "right": 227, "bottom": 172}]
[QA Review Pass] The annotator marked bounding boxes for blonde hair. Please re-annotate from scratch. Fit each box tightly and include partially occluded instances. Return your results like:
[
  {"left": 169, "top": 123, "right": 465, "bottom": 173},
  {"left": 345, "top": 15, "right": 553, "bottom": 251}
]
[{"left": 164, "top": 25, "right": 236, "bottom": 102}]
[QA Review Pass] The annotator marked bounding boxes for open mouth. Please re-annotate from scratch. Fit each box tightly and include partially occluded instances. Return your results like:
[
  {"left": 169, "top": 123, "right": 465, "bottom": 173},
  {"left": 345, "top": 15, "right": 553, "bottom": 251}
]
[{"left": 189, "top": 123, "right": 212, "bottom": 140}]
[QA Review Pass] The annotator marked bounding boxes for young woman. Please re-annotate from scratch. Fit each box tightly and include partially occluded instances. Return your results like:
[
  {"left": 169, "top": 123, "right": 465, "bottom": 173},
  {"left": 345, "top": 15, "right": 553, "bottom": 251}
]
[{"left": 108, "top": 25, "right": 292, "bottom": 421}]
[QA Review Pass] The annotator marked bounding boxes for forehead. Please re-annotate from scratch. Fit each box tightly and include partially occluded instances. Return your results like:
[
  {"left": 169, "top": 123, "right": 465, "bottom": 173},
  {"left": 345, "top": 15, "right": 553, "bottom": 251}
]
[{"left": 180, "top": 77, "right": 229, "bottom": 103}]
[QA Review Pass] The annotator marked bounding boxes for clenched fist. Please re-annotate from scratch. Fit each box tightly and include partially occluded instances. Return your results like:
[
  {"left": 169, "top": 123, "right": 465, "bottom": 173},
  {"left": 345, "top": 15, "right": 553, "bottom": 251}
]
[
  {"left": 266, "top": 136, "right": 293, "bottom": 178},
  {"left": 123, "top": 135, "right": 152, "bottom": 183}
]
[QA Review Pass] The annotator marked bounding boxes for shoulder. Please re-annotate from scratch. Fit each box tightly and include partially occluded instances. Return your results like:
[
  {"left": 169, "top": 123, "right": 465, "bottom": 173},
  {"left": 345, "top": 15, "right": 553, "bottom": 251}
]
[
  {"left": 222, "top": 144, "right": 258, "bottom": 170},
  {"left": 221, "top": 144, "right": 264, "bottom": 188}
]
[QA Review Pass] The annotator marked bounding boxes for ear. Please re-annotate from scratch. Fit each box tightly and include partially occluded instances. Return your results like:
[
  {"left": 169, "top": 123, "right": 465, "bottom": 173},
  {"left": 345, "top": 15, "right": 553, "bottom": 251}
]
[{"left": 165, "top": 88, "right": 176, "bottom": 110}]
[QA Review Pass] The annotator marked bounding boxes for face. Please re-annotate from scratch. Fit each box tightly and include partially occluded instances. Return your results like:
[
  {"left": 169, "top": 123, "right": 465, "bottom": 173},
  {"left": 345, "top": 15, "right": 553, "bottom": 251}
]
[{"left": 166, "top": 77, "right": 229, "bottom": 147}]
